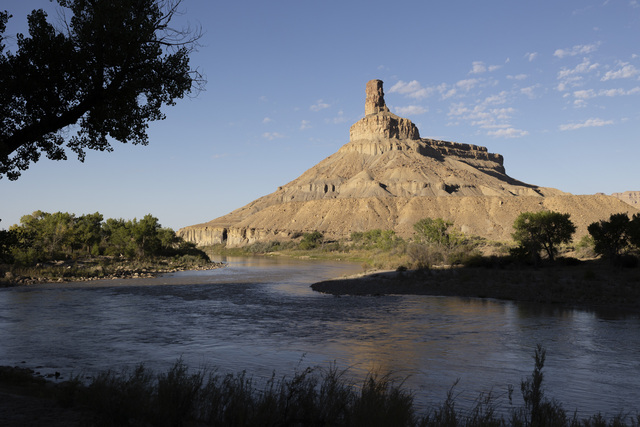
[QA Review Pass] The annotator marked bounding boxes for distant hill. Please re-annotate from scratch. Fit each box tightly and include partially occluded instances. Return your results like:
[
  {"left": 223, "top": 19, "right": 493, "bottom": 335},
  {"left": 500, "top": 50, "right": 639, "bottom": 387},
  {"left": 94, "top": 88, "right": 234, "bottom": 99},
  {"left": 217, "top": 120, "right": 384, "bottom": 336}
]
[{"left": 179, "top": 80, "right": 637, "bottom": 247}]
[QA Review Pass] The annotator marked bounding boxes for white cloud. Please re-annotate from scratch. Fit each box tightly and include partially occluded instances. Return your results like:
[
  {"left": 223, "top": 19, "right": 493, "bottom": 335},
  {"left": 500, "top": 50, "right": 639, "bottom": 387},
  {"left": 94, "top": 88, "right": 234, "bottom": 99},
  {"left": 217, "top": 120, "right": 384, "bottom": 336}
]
[
  {"left": 470, "top": 61, "right": 486, "bottom": 74},
  {"left": 300, "top": 120, "right": 311, "bottom": 130},
  {"left": 553, "top": 43, "right": 599, "bottom": 58},
  {"left": 601, "top": 62, "right": 639, "bottom": 80},
  {"left": 469, "top": 61, "right": 502, "bottom": 74},
  {"left": 557, "top": 58, "right": 599, "bottom": 79},
  {"left": 262, "top": 132, "right": 285, "bottom": 140},
  {"left": 456, "top": 78, "right": 479, "bottom": 91},
  {"left": 389, "top": 80, "right": 433, "bottom": 99},
  {"left": 508, "top": 74, "right": 528, "bottom": 80},
  {"left": 447, "top": 102, "right": 524, "bottom": 138},
  {"left": 520, "top": 85, "right": 539, "bottom": 98},
  {"left": 482, "top": 91, "right": 508, "bottom": 105},
  {"left": 310, "top": 100, "right": 330, "bottom": 111},
  {"left": 487, "top": 127, "right": 529, "bottom": 138},
  {"left": 559, "top": 118, "right": 614, "bottom": 131},
  {"left": 525, "top": 52, "right": 538, "bottom": 62},
  {"left": 573, "top": 89, "right": 596, "bottom": 99},
  {"left": 395, "top": 105, "right": 428, "bottom": 115},
  {"left": 330, "top": 110, "right": 347, "bottom": 124},
  {"left": 556, "top": 58, "right": 600, "bottom": 91},
  {"left": 262, "top": 117, "right": 272, "bottom": 124}
]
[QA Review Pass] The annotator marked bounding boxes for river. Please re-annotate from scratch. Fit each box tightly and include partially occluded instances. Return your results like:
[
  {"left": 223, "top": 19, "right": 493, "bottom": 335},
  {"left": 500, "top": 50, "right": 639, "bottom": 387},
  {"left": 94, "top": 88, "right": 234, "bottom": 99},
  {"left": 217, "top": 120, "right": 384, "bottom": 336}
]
[{"left": 0, "top": 255, "right": 638, "bottom": 418}]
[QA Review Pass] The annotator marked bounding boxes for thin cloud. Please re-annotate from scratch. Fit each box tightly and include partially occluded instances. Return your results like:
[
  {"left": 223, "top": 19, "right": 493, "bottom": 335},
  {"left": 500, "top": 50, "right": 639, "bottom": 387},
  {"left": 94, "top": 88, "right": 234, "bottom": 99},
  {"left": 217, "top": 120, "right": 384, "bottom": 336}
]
[
  {"left": 470, "top": 61, "right": 487, "bottom": 74},
  {"left": 330, "top": 110, "right": 347, "bottom": 124},
  {"left": 556, "top": 58, "right": 600, "bottom": 91},
  {"left": 470, "top": 61, "right": 501, "bottom": 74},
  {"left": 395, "top": 105, "right": 428, "bottom": 115},
  {"left": 456, "top": 78, "right": 479, "bottom": 91},
  {"left": 482, "top": 91, "right": 508, "bottom": 105},
  {"left": 389, "top": 80, "right": 434, "bottom": 99},
  {"left": 559, "top": 118, "right": 614, "bottom": 131},
  {"left": 448, "top": 102, "right": 525, "bottom": 138},
  {"left": 310, "top": 100, "right": 330, "bottom": 111},
  {"left": 262, "top": 132, "right": 285, "bottom": 140},
  {"left": 553, "top": 43, "right": 599, "bottom": 58},
  {"left": 601, "top": 62, "right": 639, "bottom": 81},
  {"left": 262, "top": 117, "right": 272, "bottom": 124},
  {"left": 487, "top": 127, "right": 529, "bottom": 138},
  {"left": 525, "top": 52, "right": 538, "bottom": 62},
  {"left": 520, "top": 85, "right": 539, "bottom": 98},
  {"left": 507, "top": 74, "right": 528, "bottom": 80},
  {"left": 300, "top": 120, "right": 311, "bottom": 130}
]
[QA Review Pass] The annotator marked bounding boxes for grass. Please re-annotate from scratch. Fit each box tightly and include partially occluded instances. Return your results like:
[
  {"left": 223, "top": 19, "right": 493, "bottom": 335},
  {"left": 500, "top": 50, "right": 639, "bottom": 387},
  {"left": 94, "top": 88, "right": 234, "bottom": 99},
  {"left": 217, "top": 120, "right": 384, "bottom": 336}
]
[{"left": 5, "top": 347, "right": 638, "bottom": 426}]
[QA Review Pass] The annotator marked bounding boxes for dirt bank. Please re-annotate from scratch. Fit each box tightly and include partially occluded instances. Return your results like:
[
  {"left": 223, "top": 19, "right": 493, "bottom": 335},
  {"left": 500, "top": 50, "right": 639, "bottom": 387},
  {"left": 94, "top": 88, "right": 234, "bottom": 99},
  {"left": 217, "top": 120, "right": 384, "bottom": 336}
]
[{"left": 311, "top": 261, "right": 640, "bottom": 314}]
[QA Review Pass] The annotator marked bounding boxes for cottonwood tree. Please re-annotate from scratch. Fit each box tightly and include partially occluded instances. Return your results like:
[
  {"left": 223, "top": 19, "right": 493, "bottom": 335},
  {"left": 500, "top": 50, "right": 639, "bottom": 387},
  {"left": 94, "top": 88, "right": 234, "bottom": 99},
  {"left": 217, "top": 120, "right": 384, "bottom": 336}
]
[
  {"left": 0, "top": 0, "right": 203, "bottom": 180},
  {"left": 512, "top": 211, "right": 576, "bottom": 263},
  {"left": 587, "top": 213, "right": 640, "bottom": 264}
]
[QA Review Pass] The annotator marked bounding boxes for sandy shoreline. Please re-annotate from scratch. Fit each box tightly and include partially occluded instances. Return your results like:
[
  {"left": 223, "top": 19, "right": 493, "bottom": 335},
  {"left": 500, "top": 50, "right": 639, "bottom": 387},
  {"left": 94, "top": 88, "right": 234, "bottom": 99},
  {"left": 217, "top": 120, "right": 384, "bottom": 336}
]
[{"left": 311, "top": 263, "right": 640, "bottom": 314}]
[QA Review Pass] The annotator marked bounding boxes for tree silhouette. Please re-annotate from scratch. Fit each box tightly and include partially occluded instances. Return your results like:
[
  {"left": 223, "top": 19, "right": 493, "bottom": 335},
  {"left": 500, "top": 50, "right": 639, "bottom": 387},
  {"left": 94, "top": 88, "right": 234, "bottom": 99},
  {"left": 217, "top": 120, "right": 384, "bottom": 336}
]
[{"left": 0, "top": 0, "right": 204, "bottom": 180}]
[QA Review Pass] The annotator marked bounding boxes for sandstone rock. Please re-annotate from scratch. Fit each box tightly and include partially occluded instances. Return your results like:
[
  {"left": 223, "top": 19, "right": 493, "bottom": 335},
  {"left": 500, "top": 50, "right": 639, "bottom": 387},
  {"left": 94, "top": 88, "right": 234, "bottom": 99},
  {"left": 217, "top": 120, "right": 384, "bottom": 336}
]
[
  {"left": 364, "top": 79, "right": 390, "bottom": 115},
  {"left": 178, "top": 80, "right": 639, "bottom": 247},
  {"left": 611, "top": 191, "right": 640, "bottom": 208}
]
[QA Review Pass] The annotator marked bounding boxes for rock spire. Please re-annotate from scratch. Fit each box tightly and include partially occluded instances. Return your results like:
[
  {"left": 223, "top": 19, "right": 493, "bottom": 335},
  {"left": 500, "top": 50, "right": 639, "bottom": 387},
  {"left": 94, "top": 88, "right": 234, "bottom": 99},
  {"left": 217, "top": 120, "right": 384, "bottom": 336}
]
[
  {"left": 350, "top": 79, "right": 420, "bottom": 141},
  {"left": 365, "top": 79, "right": 390, "bottom": 115}
]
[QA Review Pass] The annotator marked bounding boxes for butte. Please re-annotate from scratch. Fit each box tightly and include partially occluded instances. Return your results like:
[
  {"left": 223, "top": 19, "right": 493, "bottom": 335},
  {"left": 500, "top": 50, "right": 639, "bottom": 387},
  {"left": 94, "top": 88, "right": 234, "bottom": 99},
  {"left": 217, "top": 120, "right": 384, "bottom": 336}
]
[{"left": 178, "top": 80, "right": 636, "bottom": 247}]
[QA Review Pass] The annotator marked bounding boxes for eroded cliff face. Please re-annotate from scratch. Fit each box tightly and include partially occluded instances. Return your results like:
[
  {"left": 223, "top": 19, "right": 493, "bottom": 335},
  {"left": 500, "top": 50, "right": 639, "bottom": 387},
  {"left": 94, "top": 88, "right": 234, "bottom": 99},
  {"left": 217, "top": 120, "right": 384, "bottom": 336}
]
[
  {"left": 178, "top": 80, "right": 637, "bottom": 247},
  {"left": 611, "top": 191, "right": 640, "bottom": 208}
]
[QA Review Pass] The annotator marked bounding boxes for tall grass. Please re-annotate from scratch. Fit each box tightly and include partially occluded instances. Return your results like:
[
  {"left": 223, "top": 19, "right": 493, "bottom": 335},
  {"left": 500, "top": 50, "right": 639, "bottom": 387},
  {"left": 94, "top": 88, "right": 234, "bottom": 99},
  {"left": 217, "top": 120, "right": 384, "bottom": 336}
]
[{"left": 45, "top": 348, "right": 639, "bottom": 427}]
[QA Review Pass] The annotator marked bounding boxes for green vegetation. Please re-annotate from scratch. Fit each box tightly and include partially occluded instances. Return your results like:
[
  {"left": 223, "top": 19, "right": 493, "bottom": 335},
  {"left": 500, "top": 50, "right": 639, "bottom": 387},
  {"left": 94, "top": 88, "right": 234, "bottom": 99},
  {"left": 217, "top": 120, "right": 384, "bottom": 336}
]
[
  {"left": 206, "top": 212, "right": 640, "bottom": 277},
  {"left": 588, "top": 213, "right": 640, "bottom": 266},
  {"left": 0, "top": 210, "right": 211, "bottom": 284},
  {"left": 2, "top": 347, "right": 638, "bottom": 426},
  {"left": 511, "top": 211, "right": 576, "bottom": 263}
]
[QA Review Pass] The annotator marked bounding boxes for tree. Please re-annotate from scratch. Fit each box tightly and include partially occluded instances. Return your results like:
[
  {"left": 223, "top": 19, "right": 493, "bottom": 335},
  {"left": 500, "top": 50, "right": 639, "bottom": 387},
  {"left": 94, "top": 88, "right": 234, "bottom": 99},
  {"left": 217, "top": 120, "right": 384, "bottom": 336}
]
[
  {"left": 512, "top": 211, "right": 576, "bottom": 263},
  {"left": 587, "top": 213, "right": 631, "bottom": 262},
  {"left": 413, "top": 218, "right": 464, "bottom": 249},
  {"left": 0, "top": 0, "right": 203, "bottom": 180},
  {"left": 132, "top": 214, "right": 162, "bottom": 258},
  {"left": 73, "top": 212, "right": 104, "bottom": 256}
]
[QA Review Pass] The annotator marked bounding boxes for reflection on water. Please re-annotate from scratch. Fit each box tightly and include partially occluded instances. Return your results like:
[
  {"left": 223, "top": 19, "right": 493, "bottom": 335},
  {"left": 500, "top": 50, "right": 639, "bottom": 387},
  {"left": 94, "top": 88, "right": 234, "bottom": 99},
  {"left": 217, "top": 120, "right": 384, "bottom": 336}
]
[{"left": 0, "top": 256, "right": 638, "bottom": 417}]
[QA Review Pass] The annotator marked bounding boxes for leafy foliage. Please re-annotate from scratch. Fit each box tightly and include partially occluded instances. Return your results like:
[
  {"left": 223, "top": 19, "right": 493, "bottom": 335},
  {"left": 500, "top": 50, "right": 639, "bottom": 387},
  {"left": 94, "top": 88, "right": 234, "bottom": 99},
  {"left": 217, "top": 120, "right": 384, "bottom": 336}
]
[
  {"left": 588, "top": 213, "right": 640, "bottom": 265},
  {"left": 298, "top": 231, "right": 324, "bottom": 250},
  {"left": 511, "top": 211, "right": 576, "bottom": 263},
  {"left": 5, "top": 210, "right": 207, "bottom": 265},
  {"left": 351, "top": 229, "right": 404, "bottom": 251},
  {"left": 410, "top": 217, "right": 475, "bottom": 267},
  {"left": 0, "top": 0, "right": 203, "bottom": 179}
]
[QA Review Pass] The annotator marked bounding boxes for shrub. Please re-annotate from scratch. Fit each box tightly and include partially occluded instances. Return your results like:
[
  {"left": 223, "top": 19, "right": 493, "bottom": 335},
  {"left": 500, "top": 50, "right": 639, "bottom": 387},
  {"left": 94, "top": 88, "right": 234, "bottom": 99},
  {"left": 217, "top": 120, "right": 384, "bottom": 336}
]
[
  {"left": 512, "top": 211, "right": 576, "bottom": 263},
  {"left": 298, "top": 231, "right": 324, "bottom": 250},
  {"left": 588, "top": 213, "right": 640, "bottom": 265}
]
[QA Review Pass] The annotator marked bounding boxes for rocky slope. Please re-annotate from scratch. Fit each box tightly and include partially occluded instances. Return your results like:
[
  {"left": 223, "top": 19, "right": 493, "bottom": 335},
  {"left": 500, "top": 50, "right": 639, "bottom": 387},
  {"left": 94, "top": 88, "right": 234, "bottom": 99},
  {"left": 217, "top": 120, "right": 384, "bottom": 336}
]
[
  {"left": 611, "top": 191, "right": 640, "bottom": 208},
  {"left": 179, "top": 80, "right": 637, "bottom": 246}
]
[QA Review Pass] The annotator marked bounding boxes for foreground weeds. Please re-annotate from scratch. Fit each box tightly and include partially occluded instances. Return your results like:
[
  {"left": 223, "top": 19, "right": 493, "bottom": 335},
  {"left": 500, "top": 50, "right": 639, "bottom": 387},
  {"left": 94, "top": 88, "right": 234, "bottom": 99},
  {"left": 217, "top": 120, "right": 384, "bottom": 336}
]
[{"left": 26, "top": 347, "right": 636, "bottom": 426}]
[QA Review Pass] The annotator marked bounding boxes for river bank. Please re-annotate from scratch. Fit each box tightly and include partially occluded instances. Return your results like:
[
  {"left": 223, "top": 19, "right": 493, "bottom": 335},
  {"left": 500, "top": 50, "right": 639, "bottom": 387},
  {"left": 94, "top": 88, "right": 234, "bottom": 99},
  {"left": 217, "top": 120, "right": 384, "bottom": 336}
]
[
  {"left": 311, "top": 260, "right": 640, "bottom": 314},
  {"left": 0, "top": 258, "right": 225, "bottom": 287}
]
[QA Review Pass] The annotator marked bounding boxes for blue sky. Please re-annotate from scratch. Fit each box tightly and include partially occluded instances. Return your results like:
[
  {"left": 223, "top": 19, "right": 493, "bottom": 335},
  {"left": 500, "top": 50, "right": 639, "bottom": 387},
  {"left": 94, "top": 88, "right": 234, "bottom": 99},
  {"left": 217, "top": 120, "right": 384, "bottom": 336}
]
[{"left": 1, "top": 0, "right": 639, "bottom": 231}]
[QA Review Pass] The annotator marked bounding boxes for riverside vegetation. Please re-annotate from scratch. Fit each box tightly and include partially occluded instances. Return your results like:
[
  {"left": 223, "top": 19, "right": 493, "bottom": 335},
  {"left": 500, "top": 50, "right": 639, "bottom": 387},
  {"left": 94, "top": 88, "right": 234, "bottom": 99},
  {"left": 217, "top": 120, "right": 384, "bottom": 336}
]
[
  {"left": 1, "top": 346, "right": 638, "bottom": 426},
  {"left": 0, "top": 211, "right": 215, "bottom": 286},
  {"left": 209, "top": 211, "right": 640, "bottom": 311}
]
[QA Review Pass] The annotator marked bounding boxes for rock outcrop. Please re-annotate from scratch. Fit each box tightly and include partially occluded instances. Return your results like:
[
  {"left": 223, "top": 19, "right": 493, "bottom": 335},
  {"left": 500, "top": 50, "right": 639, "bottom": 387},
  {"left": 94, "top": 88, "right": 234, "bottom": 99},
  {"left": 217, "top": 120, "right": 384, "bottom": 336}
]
[
  {"left": 179, "top": 80, "right": 637, "bottom": 247},
  {"left": 611, "top": 191, "right": 640, "bottom": 208}
]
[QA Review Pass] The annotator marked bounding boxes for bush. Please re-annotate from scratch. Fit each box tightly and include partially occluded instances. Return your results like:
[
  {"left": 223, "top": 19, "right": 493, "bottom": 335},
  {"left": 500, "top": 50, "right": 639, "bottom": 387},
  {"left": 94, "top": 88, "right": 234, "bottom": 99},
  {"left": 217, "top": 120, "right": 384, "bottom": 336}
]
[
  {"left": 512, "top": 211, "right": 576, "bottom": 263},
  {"left": 298, "top": 231, "right": 324, "bottom": 250}
]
